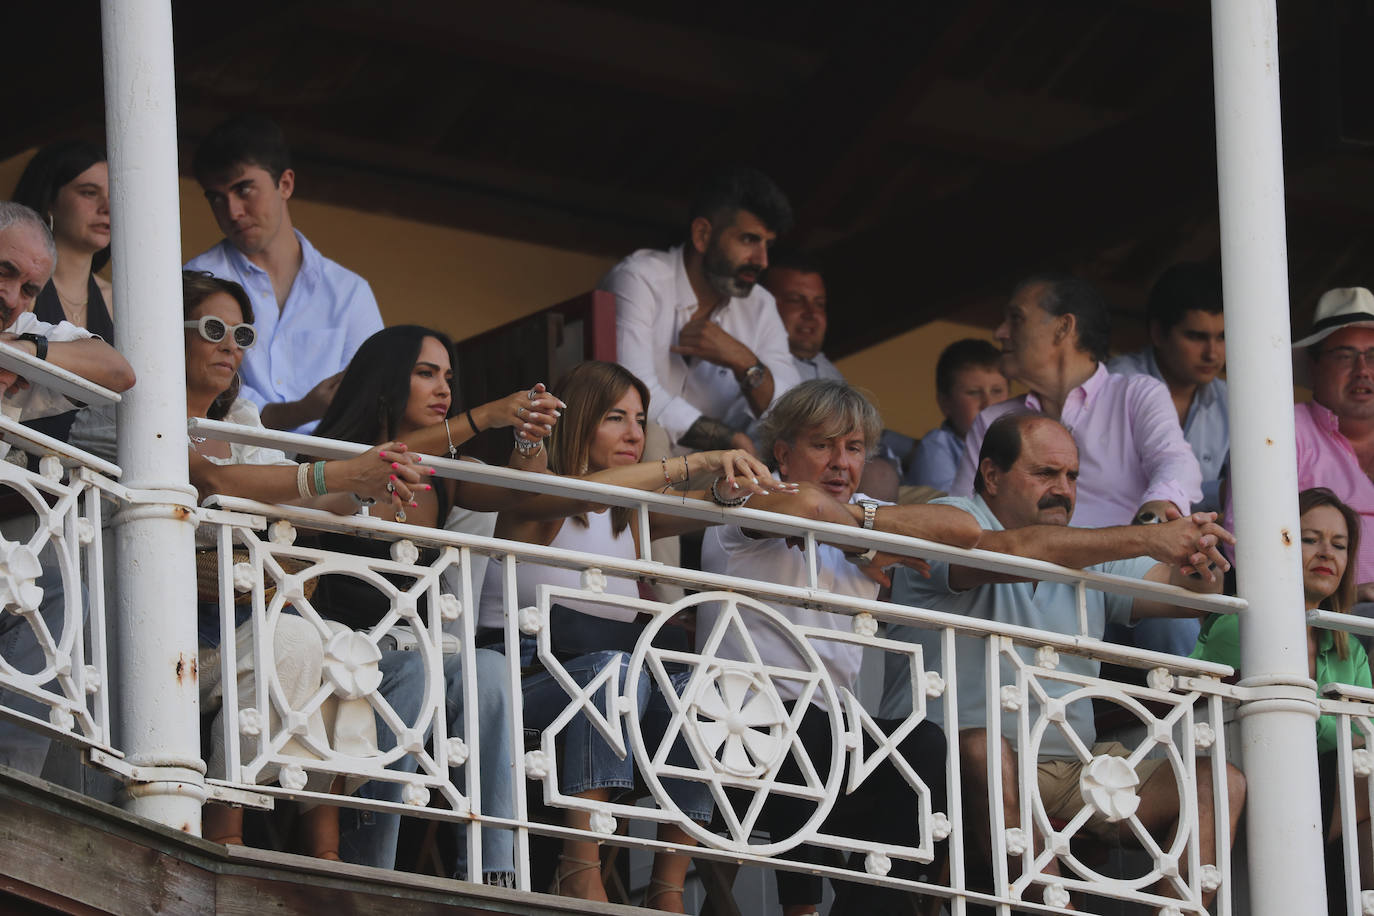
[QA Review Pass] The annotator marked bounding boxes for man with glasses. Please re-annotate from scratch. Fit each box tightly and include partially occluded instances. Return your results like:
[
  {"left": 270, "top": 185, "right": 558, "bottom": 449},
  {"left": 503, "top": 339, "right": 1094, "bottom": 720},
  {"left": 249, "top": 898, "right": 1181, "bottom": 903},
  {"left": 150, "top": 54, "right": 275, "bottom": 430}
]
[
  {"left": 1288, "top": 287, "right": 1374, "bottom": 601},
  {"left": 185, "top": 115, "right": 382, "bottom": 433}
]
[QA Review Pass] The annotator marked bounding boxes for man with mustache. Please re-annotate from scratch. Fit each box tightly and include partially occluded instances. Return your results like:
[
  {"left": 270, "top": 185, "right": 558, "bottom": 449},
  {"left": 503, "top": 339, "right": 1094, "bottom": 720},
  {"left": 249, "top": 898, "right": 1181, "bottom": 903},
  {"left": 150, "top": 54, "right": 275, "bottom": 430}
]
[
  {"left": 881, "top": 411, "right": 1244, "bottom": 906},
  {"left": 0, "top": 201, "right": 135, "bottom": 775},
  {"left": 1109, "top": 262, "right": 1228, "bottom": 513},
  {"left": 602, "top": 166, "right": 800, "bottom": 458},
  {"left": 950, "top": 274, "right": 1204, "bottom": 655},
  {"left": 185, "top": 115, "right": 382, "bottom": 433}
]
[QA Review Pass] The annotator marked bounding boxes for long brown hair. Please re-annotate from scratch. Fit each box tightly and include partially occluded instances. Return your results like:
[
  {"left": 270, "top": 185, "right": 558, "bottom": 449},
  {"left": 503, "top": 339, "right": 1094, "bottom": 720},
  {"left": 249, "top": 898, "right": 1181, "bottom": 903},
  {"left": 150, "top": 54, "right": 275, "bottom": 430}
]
[
  {"left": 548, "top": 361, "right": 650, "bottom": 535},
  {"left": 1299, "top": 487, "right": 1362, "bottom": 660},
  {"left": 183, "top": 270, "right": 255, "bottom": 420}
]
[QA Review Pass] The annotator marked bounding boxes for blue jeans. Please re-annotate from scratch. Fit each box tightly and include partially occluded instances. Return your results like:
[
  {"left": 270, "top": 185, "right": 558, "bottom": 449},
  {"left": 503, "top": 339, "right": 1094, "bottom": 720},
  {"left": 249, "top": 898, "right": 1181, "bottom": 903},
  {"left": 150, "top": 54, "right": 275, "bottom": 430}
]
[
  {"left": 339, "top": 648, "right": 515, "bottom": 880},
  {"left": 0, "top": 566, "right": 71, "bottom": 775},
  {"left": 521, "top": 641, "right": 712, "bottom": 823}
]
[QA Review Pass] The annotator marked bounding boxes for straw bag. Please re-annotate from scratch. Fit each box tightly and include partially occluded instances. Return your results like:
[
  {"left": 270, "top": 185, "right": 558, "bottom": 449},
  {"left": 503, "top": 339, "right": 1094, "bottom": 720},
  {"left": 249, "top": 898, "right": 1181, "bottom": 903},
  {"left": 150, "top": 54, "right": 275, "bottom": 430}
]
[{"left": 195, "top": 548, "right": 317, "bottom": 606}]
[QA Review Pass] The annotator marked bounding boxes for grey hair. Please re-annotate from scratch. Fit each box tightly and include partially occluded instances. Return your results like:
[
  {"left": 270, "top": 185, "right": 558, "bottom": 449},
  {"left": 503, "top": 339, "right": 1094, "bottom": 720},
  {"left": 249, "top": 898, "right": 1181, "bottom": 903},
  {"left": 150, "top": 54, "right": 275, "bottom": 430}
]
[
  {"left": 756, "top": 379, "right": 883, "bottom": 468},
  {"left": 0, "top": 201, "right": 57, "bottom": 265}
]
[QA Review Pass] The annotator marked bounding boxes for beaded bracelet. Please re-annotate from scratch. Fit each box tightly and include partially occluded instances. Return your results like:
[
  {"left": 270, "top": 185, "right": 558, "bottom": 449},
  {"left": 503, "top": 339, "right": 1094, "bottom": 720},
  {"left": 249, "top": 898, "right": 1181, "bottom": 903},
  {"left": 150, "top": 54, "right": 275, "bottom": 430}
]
[
  {"left": 296, "top": 462, "right": 313, "bottom": 499},
  {"left": 709, "top": 476, "right": 750, "bottom": 508},
  {"left": 660, "top": 457, "right": 673, "bottom": 488},
  {"left": 312, "top": 460, "right": 329, "bottom": 496}
]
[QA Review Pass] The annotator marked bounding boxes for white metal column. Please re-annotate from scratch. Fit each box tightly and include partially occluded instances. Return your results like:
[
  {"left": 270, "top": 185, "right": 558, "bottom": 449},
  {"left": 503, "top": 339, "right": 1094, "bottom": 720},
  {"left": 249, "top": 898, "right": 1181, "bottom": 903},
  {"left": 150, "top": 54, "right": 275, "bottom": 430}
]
[
  {"left": 1211, "top": 1, "right": 1327, "bottom": 910},
  {"left": 101, "top": 0, "right": 206, "bottom": 830}
]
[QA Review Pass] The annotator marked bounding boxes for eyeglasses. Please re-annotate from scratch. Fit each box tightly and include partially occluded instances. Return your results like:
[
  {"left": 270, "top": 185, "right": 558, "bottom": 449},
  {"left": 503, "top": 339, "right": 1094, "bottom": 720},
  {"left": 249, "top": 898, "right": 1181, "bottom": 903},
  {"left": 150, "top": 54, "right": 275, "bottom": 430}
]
[
  {"left": 184, "top": 316, "right": 256, "bottom": 349},
  {"left": 1321, "top": 346, "right": 1374, "bottom": 369}
]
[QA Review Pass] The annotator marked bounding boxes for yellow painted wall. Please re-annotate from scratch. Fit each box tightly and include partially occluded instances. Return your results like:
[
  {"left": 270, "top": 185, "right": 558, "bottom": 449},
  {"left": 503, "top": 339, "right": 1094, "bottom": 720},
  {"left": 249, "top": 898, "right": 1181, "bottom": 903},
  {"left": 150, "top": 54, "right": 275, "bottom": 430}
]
[
  {"left": 0, "top": 147, "right": 1013, "bottom": 436},
  {"left": 0, "top": 149, "right": 616, "bottom": 343},
  {"left": 836, "top": 320, "right": 1003, "bottom": 438}
]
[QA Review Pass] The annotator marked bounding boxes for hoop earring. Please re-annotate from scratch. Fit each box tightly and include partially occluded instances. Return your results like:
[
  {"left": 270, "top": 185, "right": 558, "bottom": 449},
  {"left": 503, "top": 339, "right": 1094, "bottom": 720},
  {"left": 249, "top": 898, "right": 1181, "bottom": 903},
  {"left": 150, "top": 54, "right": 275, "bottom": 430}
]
[{"left": 46, "top": 212, "right": 54, "bottom": 231}]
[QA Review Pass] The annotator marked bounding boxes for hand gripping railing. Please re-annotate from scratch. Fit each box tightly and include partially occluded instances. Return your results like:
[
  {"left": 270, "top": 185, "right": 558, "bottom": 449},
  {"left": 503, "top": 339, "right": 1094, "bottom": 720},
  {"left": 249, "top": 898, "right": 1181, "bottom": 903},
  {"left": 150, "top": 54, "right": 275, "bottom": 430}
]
[{"left": 187, "top": 418, "right": 1246, "bottom": 913}]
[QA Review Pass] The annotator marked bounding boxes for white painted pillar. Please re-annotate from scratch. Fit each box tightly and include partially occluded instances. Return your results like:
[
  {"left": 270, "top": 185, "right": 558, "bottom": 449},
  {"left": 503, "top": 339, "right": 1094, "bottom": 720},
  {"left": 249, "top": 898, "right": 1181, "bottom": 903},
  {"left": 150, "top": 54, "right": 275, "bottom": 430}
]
[
  {"left": 1211, "top": 1, "right": 1327, "bottom": 910},
  {"left": 101, "top": 0, "right": 206, "bottom": 830}
]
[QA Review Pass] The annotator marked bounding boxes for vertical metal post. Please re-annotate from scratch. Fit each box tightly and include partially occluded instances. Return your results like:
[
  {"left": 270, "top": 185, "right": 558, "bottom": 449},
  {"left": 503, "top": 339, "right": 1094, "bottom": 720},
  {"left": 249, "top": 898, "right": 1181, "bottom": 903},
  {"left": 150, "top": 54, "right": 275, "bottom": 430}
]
[
  {"left": 1211, "top": 1, "right": 1326, "bottom": 910},
  {"left": 101, "top": 0, "right": 207, "bottom": 830}
]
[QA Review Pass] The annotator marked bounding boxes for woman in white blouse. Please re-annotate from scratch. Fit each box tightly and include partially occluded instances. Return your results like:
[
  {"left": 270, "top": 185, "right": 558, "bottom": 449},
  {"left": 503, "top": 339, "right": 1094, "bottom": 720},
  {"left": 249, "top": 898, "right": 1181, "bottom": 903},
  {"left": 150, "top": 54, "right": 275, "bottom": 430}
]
[{"left": 181, "top": 270, "right": 422, "bottom": 859}]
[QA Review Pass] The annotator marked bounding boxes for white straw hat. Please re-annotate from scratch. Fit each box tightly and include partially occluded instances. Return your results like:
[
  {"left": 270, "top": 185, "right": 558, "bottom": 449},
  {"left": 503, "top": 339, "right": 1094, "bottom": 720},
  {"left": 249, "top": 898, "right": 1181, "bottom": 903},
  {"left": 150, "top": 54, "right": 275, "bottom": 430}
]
[{"left": 1292, "top": 287, "right": 1374, "bottom": 349}]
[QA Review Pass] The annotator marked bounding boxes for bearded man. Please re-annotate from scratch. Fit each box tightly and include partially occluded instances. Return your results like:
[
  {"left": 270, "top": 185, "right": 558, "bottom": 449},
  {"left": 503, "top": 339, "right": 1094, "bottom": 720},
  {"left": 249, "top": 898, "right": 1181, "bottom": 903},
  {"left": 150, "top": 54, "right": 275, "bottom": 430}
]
[{"left": 602, "top": 166, "right": 799, "bottom": 457}]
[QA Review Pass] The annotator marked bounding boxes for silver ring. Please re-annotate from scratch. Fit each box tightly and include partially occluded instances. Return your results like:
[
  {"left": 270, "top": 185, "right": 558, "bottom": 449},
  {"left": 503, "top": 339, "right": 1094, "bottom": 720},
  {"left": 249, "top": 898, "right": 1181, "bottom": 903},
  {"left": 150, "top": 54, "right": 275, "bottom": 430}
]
[
  {"left": 516, "top": 406, "right": 526, "bottom": 419},
  {"left": 527, "top": 389, "right": 539, "bottom": 401},
  {"left": 386, "top": 481, "right": 396, "bottom": 494}
]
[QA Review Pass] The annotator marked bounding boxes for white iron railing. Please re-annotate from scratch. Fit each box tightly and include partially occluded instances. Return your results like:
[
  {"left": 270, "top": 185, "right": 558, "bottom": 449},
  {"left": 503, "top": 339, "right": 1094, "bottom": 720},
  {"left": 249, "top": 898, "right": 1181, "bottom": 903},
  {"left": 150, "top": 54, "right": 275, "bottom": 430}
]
[
  {"left": 181, "top": 419, "right": 1252, "bottom": 915},
  {"left": 15, "top": 392, "right": 1371, "bottom": 913}
]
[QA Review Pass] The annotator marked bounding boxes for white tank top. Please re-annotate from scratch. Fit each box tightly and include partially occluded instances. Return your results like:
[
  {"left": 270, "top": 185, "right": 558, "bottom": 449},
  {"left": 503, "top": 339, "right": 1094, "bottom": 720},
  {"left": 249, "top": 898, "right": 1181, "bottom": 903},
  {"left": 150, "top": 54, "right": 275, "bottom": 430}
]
[{"left": 477, "top": 509, "right": 640, "bottom": 629}]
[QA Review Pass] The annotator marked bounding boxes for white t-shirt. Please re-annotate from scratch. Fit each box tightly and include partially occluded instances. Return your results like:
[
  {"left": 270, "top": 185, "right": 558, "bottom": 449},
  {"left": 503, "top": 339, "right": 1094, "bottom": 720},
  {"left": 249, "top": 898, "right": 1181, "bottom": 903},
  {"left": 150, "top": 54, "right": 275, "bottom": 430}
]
[
  {"left": 477, "top": 509, "right": 641, "bottom": 630},
  {"left": 699, "top": 493, "right": 884, "bottom": 704}
]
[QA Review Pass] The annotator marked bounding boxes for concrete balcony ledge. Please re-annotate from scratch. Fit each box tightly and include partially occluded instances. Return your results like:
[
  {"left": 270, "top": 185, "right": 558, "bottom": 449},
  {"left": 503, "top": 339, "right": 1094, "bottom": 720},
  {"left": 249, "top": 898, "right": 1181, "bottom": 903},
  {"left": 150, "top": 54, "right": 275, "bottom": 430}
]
[{"left": 0, "top": 764, "right": 636, "bottom": 916}]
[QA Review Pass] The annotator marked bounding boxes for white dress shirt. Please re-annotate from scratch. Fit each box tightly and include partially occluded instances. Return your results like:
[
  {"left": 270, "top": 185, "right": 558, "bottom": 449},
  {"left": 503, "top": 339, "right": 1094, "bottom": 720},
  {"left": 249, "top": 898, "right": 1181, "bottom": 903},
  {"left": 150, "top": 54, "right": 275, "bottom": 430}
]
[
  {"left": 185, "top": 230, "right": 383, "bottom": 434},
  {"left": 4, "top": 311, "right": 94, "bottom": 423},
  {"left": 700, "top": 493, "right": 885, "bottom": 706},
  {"left": 601, "top": 245, "right": 800, "bottom": 453}
]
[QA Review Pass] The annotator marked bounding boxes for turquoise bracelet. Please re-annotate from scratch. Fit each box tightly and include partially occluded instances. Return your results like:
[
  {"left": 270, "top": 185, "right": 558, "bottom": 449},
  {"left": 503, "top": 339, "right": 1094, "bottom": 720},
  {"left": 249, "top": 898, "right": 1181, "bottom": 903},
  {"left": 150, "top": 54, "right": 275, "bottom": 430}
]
[{"left": 312, "top": 460, "right": 328, "bottom": 496}]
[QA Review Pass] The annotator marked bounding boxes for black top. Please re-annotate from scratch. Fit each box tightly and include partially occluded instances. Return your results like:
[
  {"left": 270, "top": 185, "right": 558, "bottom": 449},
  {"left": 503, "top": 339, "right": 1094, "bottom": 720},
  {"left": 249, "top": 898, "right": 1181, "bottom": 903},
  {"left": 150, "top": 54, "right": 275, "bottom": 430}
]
[
  {"left": 24, "top": 275, "right": 115, "bottom": 446},
  {"left": 309, "top": 531, "right": 439, "bottom": 631}
]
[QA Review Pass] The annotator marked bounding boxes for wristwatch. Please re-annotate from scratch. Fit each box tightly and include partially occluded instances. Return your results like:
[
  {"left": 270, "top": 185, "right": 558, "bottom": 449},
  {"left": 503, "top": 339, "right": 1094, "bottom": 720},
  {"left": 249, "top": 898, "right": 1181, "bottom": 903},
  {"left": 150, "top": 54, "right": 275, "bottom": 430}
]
[
  {"left": 18, "top": 333, "right": 47, "bottom": 361},
  {"left": 740, "top": 362, "right": 767, "bottom": 391},
  {"left": 856, "top": 498, "right": 880, "bottom": 529},
  {"left": 847, "top": 547, "right": 879, "bottom": 567}
]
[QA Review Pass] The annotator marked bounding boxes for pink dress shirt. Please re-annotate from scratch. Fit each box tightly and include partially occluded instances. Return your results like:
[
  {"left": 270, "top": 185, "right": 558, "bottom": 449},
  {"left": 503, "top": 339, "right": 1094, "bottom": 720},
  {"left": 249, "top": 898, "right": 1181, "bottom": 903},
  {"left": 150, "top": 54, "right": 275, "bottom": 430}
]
[
  {"left": 1293, "top": 401, "right": 1374, "bottom": 583},
  {"left": 950, "top": 363, "right": 1203, "bottom": 528}
]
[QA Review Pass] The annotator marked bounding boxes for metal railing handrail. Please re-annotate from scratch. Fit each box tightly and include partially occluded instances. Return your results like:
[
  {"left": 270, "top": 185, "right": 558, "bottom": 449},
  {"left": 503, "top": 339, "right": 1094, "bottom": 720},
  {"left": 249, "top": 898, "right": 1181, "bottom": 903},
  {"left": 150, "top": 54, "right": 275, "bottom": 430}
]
[
  {"left": 0, "top": 341, "right": 122, "bottom": 408},
  {"left": 190, "top": 416, "right": 1247, "bottom": 620}
]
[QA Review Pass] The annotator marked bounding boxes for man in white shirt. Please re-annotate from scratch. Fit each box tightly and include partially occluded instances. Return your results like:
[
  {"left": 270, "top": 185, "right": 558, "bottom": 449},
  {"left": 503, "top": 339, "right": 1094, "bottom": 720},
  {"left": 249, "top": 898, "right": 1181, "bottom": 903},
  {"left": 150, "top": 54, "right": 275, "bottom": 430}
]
[
  {"left": 0, "top": 201, "right": 136, "bottom": 775},
  {"left": 185, "top": 115, "right": 382, "bottom": 433},
  {"left": 602, "top": 167, "right": 800, "bottom": 457},
  {"left": 701, "top": 379, "right": 980, "bottom": 915}
]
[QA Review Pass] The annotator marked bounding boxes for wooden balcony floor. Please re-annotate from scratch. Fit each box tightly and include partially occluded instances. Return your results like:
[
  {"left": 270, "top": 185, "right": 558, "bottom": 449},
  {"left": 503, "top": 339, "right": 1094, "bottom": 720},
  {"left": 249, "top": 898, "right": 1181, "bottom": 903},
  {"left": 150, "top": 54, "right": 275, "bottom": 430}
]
[{"left": 0, "top": 765, "right": 644, "bottom": 916}]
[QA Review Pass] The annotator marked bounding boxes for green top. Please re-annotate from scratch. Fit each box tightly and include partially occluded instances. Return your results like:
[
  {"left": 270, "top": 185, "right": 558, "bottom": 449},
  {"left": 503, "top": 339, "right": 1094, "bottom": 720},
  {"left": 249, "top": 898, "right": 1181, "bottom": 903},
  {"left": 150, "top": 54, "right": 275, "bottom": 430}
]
[{"left": 1191, "top": 614, "right": 1371, "bottom": 755}]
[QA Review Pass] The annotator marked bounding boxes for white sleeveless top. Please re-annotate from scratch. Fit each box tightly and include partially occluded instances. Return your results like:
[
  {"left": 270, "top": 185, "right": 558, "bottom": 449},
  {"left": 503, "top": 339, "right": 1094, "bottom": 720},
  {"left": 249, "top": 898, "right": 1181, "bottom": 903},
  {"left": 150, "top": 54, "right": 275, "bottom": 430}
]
[{"left": 478, "top": 509, "right": 640, "bottom": 629}]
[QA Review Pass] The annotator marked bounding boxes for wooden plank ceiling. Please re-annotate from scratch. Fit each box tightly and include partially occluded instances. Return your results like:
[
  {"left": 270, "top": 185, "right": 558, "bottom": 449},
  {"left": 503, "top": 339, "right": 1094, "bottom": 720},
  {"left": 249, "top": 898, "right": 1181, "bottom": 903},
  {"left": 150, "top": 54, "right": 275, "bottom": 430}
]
[{"left": 7, "top": 0, "right": 1374, "bottom": 355}]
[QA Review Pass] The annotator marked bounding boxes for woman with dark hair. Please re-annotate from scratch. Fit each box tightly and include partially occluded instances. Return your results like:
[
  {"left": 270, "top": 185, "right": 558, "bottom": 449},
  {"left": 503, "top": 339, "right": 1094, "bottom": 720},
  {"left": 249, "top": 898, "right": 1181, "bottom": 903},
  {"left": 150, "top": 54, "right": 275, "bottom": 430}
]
[
  {"left": 478, "top": 360, "right": 787, "bottom": 910},
  {"left": 305, "top": 324, "right": 567, "bottom": 882},
  {"left": 1192, "top": 487, "right": 1372, "bottom": 905},
  {"left": 13, "top": 140, "right": 115, "bottom": 444},
  {"left": 177, "top": 271, "right": 421, "bottom": 859},
  {"left": 13, "top": 140, "right": 114, "bottom": 336}
]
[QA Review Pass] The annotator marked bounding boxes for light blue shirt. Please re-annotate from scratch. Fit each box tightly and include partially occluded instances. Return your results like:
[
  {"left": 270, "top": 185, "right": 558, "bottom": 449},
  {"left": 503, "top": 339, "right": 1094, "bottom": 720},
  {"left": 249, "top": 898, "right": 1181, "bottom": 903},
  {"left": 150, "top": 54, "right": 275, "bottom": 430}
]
[
  {"left": 878, "top": 495, "right": 1154, "bottom": 759},
  {"left": 791, "top": 351, "right": 845, "bottom": 383},
  {"left": 1108, "top": 347, "right": 1228, "bottom": 513},
  {"left": 185, "top": 231, "right": 384, "bottom": 434},
  {"left": 906, "top": 423, "right": 963, "bottom": 491}
]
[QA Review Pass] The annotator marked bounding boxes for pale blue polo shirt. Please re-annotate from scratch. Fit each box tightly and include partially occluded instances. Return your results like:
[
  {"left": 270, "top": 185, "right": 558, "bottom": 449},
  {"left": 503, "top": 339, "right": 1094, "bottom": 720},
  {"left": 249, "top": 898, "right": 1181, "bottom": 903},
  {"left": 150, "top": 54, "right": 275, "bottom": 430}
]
[{"left": 879, "top": 495, "right": 1154, "bottom": 759}]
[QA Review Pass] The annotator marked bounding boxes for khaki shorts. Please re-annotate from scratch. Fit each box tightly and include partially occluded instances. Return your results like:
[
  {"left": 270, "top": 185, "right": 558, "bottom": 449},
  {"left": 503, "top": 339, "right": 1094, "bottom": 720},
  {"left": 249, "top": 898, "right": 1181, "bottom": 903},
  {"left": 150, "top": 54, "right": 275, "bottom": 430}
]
[{"left": 1036, "top": 741, "right": 1167, "bottom": 840}]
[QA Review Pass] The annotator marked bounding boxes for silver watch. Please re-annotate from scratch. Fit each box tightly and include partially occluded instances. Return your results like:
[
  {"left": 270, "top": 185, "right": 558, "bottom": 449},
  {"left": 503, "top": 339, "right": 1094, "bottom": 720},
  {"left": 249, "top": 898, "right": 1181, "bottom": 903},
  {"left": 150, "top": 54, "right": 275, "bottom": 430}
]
[
  {"left": 740, "top": 362, "right": 767, "bottom": 391},
  {"left": 847, "top": 547, "right": 879, "bottom": 567},
  {"left": 856, "top": 499, "right": 879, "bottom": 529}
]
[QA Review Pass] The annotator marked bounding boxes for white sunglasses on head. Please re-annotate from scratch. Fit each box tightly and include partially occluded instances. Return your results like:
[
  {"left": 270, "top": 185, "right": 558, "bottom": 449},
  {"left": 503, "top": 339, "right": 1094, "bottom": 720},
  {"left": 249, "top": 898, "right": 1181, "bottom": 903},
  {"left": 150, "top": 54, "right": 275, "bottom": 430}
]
[{"left": 184, "top": 315, "right": 256, "bottom": 349}]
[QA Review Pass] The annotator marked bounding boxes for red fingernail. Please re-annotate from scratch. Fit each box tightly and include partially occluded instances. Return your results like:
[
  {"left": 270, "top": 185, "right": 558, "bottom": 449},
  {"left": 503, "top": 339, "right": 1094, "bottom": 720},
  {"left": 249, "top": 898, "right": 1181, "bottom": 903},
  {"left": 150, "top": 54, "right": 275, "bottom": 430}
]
[
  {"left": 429, "top": 468, "right": 436, "bottom": 475},
  {"left": 389, "top": 475, "right": 396, "bottom": 481},
  {"left": 391, "top": 462, "right": 400, "bottom": 469},
  {"left": 425, "top": 484, "right": 433, "bottom": 491},
  {"left": 379, "top": 451, "right": 388, "bottom": 459},
  {"left": 410, "top": 500, "right": 418, "bottom": 508}
]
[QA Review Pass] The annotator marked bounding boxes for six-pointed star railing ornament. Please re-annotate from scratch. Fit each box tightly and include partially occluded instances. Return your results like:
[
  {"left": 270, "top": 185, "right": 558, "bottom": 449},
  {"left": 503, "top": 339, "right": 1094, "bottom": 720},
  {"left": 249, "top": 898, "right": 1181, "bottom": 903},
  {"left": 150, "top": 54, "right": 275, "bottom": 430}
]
[{"left": 628, "top": 592, "right": 845, "bottom": 855}]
